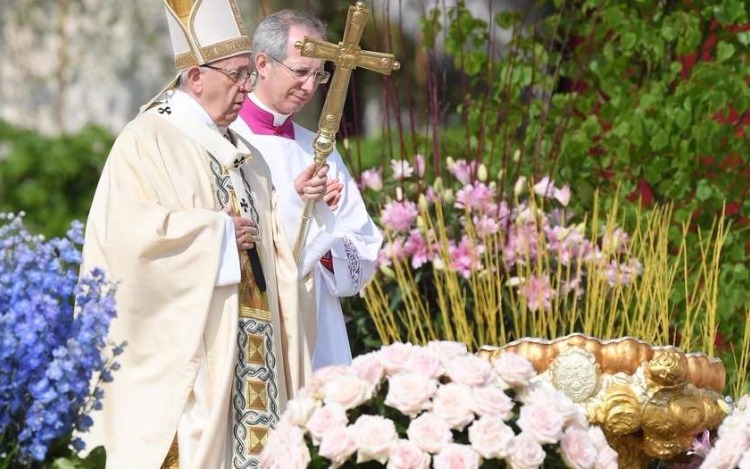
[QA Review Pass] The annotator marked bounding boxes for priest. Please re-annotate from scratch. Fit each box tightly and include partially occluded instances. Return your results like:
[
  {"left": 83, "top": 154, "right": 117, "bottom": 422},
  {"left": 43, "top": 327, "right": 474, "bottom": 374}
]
[
  {"left": 231, "top": 9, "right": 383, "bottom": 369},
  {"left": 80, "top": 1, "right": 322, "bottom": 467}
]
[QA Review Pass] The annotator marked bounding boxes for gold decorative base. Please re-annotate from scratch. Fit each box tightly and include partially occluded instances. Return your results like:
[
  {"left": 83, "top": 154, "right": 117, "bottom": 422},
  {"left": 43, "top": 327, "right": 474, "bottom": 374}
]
[{"left": 479, "top": 334, "right": 728, "bottom": 468}]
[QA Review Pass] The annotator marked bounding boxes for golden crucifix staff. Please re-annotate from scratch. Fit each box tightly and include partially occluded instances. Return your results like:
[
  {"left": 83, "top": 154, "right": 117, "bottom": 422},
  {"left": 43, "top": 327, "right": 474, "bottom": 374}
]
[{"left": 292, "top": 0, "right": 400, "bottom": 262}]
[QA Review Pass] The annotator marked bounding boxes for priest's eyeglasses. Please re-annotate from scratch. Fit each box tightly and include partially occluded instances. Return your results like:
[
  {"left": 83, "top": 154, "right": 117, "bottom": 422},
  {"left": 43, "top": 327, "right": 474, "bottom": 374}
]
[
  {"left": 201, "top": 64, "right": 253, "bottom": 85},
  {"left": 270, "top": 56, "right": 331, "bottom": 85}
]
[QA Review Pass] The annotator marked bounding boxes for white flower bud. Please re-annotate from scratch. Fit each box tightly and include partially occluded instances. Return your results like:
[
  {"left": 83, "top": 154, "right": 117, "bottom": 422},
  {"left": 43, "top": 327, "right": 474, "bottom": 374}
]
[
  {"left": 433, "top": 177, "right": 443, "bottom": 193},
  {"left": 477, "top": 164, "right": 488, "bottom": 182},
  {"left": 418, "top": 194, "right": 429, "bottom": 211},
  {"left": 514, "top": 177, "right": 527, "bottom": 197}
]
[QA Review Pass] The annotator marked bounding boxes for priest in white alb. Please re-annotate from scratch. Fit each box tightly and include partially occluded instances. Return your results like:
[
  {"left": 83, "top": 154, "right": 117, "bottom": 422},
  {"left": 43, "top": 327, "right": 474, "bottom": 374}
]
[
  {"left": 80, "top": 1, "right": 322, "bottom": 467},
  {"left": 231, "top": 9, "right": 383, "bottom": 369}
]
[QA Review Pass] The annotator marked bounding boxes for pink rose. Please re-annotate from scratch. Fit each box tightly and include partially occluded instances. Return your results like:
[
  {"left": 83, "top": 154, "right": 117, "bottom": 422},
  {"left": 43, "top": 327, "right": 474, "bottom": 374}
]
[
  {"left": 387, "top": 439, "right": 431, "bottom": 469},
  {"left": 492, "top": 352, "right": 537, "bottom": 387},
  {"left": 717, "top": 410, "right": 750, "bottom": 440},
  {"left": 586, "top": 426, "right": 610, "bottom": 452},
  {"left": 305, "top": 404, "right": 349, "bottom": 444},
  {"left": 508, "top": 432, "right": 546, "bottom": 469},
  {"left": 432, "top": 382, "right": 476, "bottom": 431},
  {"left": 596, "top": 446, "right": 619, "bottom": 469},
  {"left": 433, "top": 443, "right": 481, "bottom": 469},
  {"left": 281, "top": 396, "right": 318, "bottom": 427},
  {"left": 384, "top": 372, "right": 437, "bottom": 417},
  {"left": 318, "top": 426, "right": 357, "bottom": 468},
  {"left": 407, "top": 412, "right": 453, "bottom": 454},
  {"left": 379, "top": 342, "right": 415, "bottom": 375},
  {"left": 323, "top": 374, "right": 373, "bottom": 410},
  {"left": 560, "top": 427, "right": 597, "bottom": 469},
  {"left": 259, "top": 420, "right": 311, "bottom": 469},
  {"left": 517, "top": 403, "right": 565, "bottom": 444},
  {"left": 445, "top": 354, "right": 492, "bottom": 387},
  {"left": 405, "top": 347, "right": 443, "bottom": 378},
  {"left": 472, "top": 385, "right": 514, "bottom": 419},
  {"left": 468, "top": 416, "right": 515, "bottom": 459},
  {"left": 701, "top": 432, "right": 747, "bottom": 469},
  {"left": 521, "top": 384, "right": 579, "bottom": 426},
  {"left": 738, "top": 450, "right": 750, "bottom": 469},
  {"left": 353, "top": 415, "right": 399, "bottom": 464},
  {"left": 352, "top": 351, "right": 385, "bottom": 386},
  {"left": 426, "top": 340, "right": 468, "bottom": 365},
  {"left": 305, "top": 365, "right": 352, "bottom": 397}
]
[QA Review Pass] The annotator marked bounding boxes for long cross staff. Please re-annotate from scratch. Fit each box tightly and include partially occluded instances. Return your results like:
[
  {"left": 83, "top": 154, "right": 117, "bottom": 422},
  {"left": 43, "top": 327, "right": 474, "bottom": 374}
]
[{"left": 292, "top": 0, "right": 400, "bottom": 262}]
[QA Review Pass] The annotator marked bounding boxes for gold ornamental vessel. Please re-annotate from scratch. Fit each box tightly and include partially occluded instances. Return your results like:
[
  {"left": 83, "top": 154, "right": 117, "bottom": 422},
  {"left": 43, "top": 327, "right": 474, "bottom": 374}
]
[{"left": 479, "top": 334, "right": 728, "bottom": 468}]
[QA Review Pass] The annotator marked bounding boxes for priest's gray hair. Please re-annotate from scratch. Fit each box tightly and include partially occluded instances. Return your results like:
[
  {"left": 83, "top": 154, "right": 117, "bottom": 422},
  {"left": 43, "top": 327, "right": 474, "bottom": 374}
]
[{"left": 252, "top": 9, "right": 327, "bottom": 62}]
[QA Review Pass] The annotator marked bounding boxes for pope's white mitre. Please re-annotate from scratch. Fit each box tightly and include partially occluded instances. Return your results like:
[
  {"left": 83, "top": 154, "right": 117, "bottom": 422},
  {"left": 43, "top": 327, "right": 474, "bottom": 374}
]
[{"left": 164, "top": 0, "right": 251, "bottom": 69}]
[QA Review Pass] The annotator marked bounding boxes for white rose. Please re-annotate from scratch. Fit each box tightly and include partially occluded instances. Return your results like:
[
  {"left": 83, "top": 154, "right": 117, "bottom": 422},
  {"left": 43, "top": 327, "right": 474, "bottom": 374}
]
[
  {"left": 387, "top": 439, "right": 431, "bottom": 469},
  {"left": 353, "top": 415, "right": 399, "bottom": 464},
  {"left": 258, "top": 420, "right": 311, "bottom": 469},
  {"left": 282, "top": 396, "right": 318, "bottom": 427},
  {"left": 521, "top": 384, "right": 579, "bottom": 425},
  {"left": 700, "top": 433, "right": 747, "bottom": 469},
  {"left": 468, "top": 416, "right": 515, "bottom": 459},
  {"left": 516, "top": 403, "right": 565, "bottom": 444},
  {"left": 560, "top": 427, "right": 597, "bottom": 469},
  {"left": 432, "top": 382, "right": 476, "bottom": 431},
  {"left": 305, "top": 365, "right": 352, "bottom": 397},
  {"left": 426, "top": 340, "right": 468, "bottom": 366},
  {"left": 738, "top": 449, "right": 750, "bottom": 469},
  {"left": 352, "top": 351, "right": 385, "bottom": 386},
  {"left": 472, "top": 385, "right": 514, "bottom": 420},
  {"left": 405, "top": 347, "right": 443, "bottom": 378},
  {"left": 305, "top": 403, "right": 349, "bottom": 444},
  {"left": 508, "top": 432, "right": 545, "bottom": 469},
  {"left": 445, "top": 354, "right": 492, "bottom": 387},
  {"left": 433, "top": 443, "right": 481, "bottom": 469},
  {"left": 595, "top": 445, "right": 619, "bottom": 469},
  {"left": 323, "top": 374, "right": 374, "bottom": 410},
  {"left": 318, "top": 425, "right": 357, "bottom": 468},
  {"left": 407, "top": 412, "right": 453, "bottom": 454},
  {"left": 384, "top": 372, "right": 437, "bottom": 417},
  {"left": 586, "top": 425, "right": 610, "bottom": 452},
  {"left": 379, "top": 342, "right": 415, "bottom": 375},
  {"left": 492, "top": 352, "right": 537, "bottom": 387}
]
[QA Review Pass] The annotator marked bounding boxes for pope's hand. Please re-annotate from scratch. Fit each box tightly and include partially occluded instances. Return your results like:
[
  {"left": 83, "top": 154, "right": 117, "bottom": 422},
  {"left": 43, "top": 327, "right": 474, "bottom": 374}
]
[
  {"left": 224, "top": 205, "right": 259, "bottom": 249},
  {"left": 294, "top": 163, "right": 329, "bottom": 202}
]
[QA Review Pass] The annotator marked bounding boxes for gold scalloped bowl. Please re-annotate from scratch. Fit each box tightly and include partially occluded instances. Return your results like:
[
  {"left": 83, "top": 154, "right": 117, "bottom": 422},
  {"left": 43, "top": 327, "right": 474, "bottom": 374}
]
[{"left": 478, "top": 333, "right": 728, "bottom": 467}]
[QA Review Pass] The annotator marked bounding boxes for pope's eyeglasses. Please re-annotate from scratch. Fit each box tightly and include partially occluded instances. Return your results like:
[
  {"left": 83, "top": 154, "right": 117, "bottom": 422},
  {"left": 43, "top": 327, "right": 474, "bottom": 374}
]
[
  {"left": 201, "top": 64, "right": 253, "bottom": 85},
  {"left": 269, "top": 55, "right": 330, "bottom": 85}
]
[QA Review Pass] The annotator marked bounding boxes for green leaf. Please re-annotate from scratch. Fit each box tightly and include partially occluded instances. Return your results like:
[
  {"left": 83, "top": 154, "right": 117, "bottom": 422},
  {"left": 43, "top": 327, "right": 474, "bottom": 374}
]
[
  {"left": 621, "top": 32, "right": 637, "bottom": 51},
  {"left": 650, "top": 130, "right": 669, "bottom": 151},
  {"left": 696, "top": 180, "right": 713, "bottom": 201},
  {"left": 716, "top": 42, "right": 736, "bottom": 62}
]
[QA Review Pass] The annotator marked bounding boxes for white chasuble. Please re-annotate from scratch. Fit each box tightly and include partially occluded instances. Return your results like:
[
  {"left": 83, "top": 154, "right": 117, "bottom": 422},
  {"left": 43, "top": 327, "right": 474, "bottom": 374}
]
[
  {"left": 231, "top": 111, "right": 383, "bottom": 369},
  {"left": 81, "top": 90, "right": 312, "bottom": 469}
]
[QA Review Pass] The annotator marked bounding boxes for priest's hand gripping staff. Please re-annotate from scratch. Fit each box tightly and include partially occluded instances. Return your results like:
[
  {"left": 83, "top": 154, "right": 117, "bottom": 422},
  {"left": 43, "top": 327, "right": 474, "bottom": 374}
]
[{"left": 292, "top": 0, "right": 400, "bottom": 263}]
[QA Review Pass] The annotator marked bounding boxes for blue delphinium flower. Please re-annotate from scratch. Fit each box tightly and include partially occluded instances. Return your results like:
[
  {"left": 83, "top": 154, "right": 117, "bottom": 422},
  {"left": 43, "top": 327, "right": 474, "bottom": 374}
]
[{"left": 0, "top": 213, "right": 124, "bottom": 464}]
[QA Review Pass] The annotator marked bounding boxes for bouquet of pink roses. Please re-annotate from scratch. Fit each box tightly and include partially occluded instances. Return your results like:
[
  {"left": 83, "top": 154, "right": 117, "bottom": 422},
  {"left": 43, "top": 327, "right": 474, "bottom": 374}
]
[
  {"left": 260, "top": 341, "right": 619, "bottom": 468},
  {"left": 698, "top": 395, "right": 750, "bottom": 468}
]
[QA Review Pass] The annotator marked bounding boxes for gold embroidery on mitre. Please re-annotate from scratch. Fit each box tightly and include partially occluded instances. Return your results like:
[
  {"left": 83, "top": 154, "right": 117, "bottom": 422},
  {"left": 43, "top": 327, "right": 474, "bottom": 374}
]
[
  {"left": 166, "top": 0, "right": 193, "bottom": 26},
  {"left": 245, "top": 379, "right": 268, "bottom": 410},
  {"left": 201, "top": 37, "right": 252, "bottom": 64}
]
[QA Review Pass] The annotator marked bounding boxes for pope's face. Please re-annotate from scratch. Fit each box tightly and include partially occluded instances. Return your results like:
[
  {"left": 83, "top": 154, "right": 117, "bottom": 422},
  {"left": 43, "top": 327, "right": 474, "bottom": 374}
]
[
  {"left": 200, "top": 55, "right": 252, "bottom": 127},
  {"left": 254, "top": 25, "right": 326, "bottom": 115}
]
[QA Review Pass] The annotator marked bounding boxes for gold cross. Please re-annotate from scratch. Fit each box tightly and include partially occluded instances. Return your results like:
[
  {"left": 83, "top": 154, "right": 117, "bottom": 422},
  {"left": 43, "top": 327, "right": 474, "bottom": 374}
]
[{"left": 293, "top": 0, "right": 400, "bottom": 260}]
